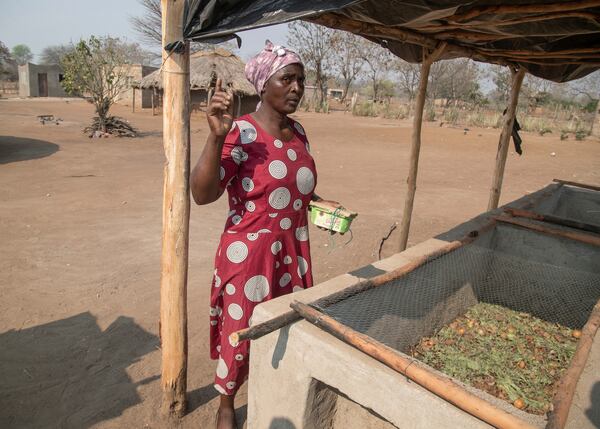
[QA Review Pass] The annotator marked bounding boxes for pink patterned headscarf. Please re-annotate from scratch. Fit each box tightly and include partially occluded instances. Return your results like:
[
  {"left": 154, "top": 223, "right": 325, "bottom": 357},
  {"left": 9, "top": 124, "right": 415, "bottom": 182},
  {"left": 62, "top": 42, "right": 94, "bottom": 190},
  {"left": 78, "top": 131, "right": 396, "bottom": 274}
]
[{"left": 244, "top": 40, "right": 303, "bottom": 96}]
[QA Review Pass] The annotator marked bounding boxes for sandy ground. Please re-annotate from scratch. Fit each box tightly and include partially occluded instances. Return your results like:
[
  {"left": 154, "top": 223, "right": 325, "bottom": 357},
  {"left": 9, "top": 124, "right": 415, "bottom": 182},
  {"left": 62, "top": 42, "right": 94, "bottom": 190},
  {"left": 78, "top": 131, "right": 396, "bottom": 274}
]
[{"left": 0, "top": 98, "right": 599, "bottom": 428}]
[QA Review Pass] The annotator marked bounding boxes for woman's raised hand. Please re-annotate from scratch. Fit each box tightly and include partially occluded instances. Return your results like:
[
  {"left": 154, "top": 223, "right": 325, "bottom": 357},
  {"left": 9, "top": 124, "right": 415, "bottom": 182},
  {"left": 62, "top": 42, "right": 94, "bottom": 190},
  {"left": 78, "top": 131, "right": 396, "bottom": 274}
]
[{"left": 207, "top": 78, "right": 234, "bottom": 137}]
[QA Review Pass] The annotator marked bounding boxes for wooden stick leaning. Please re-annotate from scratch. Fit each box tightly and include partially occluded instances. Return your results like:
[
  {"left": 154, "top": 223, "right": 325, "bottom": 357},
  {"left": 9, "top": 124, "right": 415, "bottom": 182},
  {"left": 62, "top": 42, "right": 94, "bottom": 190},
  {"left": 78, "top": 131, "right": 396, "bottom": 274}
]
[
  {"left": 229, "top": 223, "right": 493, "bottom": 346},
  {"left": 398, "top": 42, "right": 447, "bottom": 252},
  {"left": 487, "top": 67, "right": 526, "bottom": 211},
  {"left": 547, "top": 299, "right": 600, "bottom": 429},
  {"left": 553, "top": 179, "right": 600, "bottom": 192},
  {"left": 505, "top": 208, "right": 600, "bottom": 234},
  {"left": 494, "top": 215, "right": 600, "bottom": 247},
  {"left": 290, "top": 301, "right": 537, "bottom": 429}
]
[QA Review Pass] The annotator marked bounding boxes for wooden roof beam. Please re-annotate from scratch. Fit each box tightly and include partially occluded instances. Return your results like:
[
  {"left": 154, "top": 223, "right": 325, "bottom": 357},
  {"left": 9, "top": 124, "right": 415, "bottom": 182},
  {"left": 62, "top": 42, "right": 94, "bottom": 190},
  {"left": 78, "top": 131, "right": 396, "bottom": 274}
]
[
  {"left": 448, "top": 0, "right": 600, "bottom": 23},
  {"left": 418, "top": 11, "right": 600, "bottom": 32},
  {"left": 309, "top": 13, "right": 513, "bottom": 67},
  {"left": 311, "top": 13, "right": 600, "bottom": 68}
]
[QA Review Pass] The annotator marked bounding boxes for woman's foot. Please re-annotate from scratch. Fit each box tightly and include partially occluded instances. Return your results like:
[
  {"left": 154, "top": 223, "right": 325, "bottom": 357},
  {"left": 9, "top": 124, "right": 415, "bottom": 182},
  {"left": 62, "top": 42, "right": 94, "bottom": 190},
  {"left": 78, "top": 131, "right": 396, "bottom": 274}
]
[
  {"left": 216, "top": 394, "right": 237, "bottom": 429},
  {"left": 216, "top": 407, "right": 237, "bottom": 429}
]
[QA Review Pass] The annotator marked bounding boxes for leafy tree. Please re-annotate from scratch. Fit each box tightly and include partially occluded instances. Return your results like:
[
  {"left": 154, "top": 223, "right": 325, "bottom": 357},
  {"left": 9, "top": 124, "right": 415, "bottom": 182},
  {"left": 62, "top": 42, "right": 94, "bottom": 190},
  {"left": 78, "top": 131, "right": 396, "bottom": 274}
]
[
  {"left": 61, "top": 36, "right": 136, "bottom": 135},
  {"left": 11, "top": 44, "right": 33, "bottom": 65},
  {"left": 39, "top": 44, "right": 74, "bottom": 65},
  {"left": 288, "top": 21, "right": 335, "bottom": 109},
  {"left": 0, "top": 41, "right": 18, "bottom": 80}
]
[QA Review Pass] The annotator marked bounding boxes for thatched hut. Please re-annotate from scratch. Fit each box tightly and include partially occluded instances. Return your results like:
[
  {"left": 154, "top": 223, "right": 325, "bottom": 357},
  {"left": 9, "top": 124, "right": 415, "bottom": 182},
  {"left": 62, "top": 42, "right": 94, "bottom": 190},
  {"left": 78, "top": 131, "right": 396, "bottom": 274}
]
[{"left": 137, "top": 48, "right": 259, "bottom": 115}]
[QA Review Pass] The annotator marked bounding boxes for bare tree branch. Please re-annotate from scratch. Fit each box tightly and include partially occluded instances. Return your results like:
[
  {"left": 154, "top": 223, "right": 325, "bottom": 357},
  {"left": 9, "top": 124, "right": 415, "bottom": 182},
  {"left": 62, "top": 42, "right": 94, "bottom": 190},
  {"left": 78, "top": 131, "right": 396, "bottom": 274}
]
[{"left": 288, "top": 21, "right": 335, "bottom": 109}]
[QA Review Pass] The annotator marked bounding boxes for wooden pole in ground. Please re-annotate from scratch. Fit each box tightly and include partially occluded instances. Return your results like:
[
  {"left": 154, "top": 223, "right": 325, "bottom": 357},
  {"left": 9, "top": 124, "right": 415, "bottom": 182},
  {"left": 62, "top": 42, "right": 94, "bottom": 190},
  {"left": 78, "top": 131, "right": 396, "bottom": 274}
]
[
  {"left": 152, "top": 87, "right": 156, "bottom": 116},
  {"left": 398, "top": 43, "right": 447, "bottom": 252},
  {"left": 132, "top": 87, "right": 136, "bottom": 113},
  {"left": 487, "top": 67, "right": 526, "bottom": 211},
  {"left": 160, "top": 0, "right": 190, "bottom": 417}
]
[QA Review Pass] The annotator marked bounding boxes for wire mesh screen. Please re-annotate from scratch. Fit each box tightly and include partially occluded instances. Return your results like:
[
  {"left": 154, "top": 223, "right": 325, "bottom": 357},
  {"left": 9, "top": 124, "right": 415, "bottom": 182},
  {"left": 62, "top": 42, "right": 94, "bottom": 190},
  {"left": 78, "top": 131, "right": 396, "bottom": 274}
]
[
  {"left": 541, "top": 187, "right": 600, "bottom": 228},
  {"left": 315, "top": 244, "right": 600, "bottom": 354}
]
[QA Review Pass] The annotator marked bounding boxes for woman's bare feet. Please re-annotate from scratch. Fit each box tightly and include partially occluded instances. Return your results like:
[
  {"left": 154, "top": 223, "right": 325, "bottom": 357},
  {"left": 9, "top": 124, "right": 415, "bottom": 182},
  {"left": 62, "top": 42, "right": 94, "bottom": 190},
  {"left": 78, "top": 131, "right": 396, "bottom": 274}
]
[{"left": 216, "top": 394, "right": 237, "bottom": 429}]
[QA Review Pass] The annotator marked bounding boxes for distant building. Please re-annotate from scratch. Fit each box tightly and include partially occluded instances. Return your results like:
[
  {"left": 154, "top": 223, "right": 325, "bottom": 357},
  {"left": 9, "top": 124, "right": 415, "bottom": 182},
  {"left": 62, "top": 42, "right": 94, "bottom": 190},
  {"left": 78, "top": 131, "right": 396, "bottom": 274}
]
[
  {"left": 136, "top": 49, "right": 259, "bottom": 115},
  {"left": 18, "top": 63, "right": 67, "bottom": 97},
  {"left": 114, "top": 64, "right": 158, "bottom": 109},
  {"left": 328, "top": 88, "right": 344, "bottom": 99}
]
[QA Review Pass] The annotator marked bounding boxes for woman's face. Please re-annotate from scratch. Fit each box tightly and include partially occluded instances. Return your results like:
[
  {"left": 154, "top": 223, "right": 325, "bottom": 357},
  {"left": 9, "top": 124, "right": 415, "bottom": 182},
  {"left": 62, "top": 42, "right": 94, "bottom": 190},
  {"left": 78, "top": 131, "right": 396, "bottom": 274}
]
[{"left": 262, "top": 63, "right": 305, "bottom": 114}]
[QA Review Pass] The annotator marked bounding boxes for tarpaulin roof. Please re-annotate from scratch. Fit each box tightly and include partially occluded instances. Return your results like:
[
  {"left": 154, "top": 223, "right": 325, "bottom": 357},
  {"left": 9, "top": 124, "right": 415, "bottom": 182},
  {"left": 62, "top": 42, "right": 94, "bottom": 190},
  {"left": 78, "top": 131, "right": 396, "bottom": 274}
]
[{"left": 179, "top": 0, "right": 600, "bottom": 83}]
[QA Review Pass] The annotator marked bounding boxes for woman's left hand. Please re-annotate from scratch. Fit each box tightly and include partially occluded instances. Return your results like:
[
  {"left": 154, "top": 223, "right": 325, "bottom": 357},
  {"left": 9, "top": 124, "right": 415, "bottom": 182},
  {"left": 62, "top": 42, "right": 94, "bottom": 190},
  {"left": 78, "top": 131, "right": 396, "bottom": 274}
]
[
  {"left": 312, "top": 199, "right": 344, "bottom": 234},
  {"left": 315, "top": 199, "right": 343, "bottom": 211}
]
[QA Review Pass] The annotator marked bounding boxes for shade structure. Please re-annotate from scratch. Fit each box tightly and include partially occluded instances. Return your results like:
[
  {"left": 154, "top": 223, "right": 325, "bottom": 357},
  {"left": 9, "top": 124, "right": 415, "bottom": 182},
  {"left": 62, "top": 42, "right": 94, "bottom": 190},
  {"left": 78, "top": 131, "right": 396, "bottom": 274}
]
[{"left": 178, "top": 0, "right": 600, "bottom": 82}]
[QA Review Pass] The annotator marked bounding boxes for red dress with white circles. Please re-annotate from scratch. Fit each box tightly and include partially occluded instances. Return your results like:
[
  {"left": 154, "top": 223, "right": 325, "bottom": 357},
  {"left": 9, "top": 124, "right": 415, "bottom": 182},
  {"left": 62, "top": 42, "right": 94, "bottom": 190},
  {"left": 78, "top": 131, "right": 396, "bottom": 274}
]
[{"left": 210, "top": 114, "right": 316, "bottom": 395}]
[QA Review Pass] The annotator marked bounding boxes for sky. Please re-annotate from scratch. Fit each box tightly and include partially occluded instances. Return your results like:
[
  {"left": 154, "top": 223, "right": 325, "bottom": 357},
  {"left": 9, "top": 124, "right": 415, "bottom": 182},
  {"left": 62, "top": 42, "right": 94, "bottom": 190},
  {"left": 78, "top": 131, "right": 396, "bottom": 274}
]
[{"left": 0, "top": 0, "right": 289, "bottom": 62}]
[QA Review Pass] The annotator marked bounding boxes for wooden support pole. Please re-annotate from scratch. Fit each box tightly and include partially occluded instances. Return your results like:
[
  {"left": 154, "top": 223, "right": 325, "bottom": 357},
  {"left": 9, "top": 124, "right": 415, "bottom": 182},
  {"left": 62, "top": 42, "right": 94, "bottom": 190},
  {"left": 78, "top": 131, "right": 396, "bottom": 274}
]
[
  {"left": 160, "top": 0, "right": 190, "bottom": 418},
  {"left": 487, "top": 68, "right": 526, "bottom": 211},
  {"left": 398, "top": 43, "right": 447, "bottom": 252},
  {"left": 132, "top": 87, "right": 136, "bottom": 113},
  {"left": 290, "top": 301, "right": 537, "bottom": 429},
  {"left": 152, "top": 87, "right": 156, "bottom": 116}
]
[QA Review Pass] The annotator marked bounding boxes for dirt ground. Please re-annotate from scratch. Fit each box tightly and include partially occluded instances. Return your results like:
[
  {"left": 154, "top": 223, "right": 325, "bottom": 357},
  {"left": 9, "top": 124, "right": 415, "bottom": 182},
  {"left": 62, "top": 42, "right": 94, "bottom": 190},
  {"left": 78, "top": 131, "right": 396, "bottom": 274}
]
[{"left": 1, "top": 98, "right": 599, "bottom": 428}]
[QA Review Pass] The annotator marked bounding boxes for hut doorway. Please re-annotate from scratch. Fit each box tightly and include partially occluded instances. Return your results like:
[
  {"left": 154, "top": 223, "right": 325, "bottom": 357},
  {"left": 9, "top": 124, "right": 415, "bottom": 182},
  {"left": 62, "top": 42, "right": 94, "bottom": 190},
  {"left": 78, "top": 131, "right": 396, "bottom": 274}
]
[{"left": 37, "top": 73, "right": 48, "bottom": 97}]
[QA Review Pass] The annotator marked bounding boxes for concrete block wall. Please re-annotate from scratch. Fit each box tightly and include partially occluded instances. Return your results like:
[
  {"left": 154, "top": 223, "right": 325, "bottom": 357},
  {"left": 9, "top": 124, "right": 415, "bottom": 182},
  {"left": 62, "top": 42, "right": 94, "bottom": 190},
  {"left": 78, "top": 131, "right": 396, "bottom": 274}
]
[
  {"left": 245, "top": 183, "right": 600, "bottom": 429},
  {"left": 18, "top": 63, "right": 67, "bottom": 97}
]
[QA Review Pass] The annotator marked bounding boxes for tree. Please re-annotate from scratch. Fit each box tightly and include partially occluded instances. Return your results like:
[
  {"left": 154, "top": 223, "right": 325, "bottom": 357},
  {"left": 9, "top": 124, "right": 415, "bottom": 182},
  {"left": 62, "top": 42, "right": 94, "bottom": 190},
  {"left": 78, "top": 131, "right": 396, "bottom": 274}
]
[
  {"left": 489, "top": 65, "right": 511, "bottom": 105},
  {"left": 358, "top": 40, "right": 393, "bottom": 102},
  {"left": 428, "top": 59, "right": 482, "bottom": 107},
  {"left": 61, "top": 36, "right": 137, "bottom": 136},
  {"left": 288, "top": 21, "right": 335, "bottom": 109},
  {"left": 130, "top": 0, "right": 222, "bottom": 54},
  {"left": 394, "top": 60, "right": 420, "bottom": 102},
  {"left": 567, "top": 71, "right": 600, "bottom": 104},
  {"left": 130, "top": 0, "right": 162, "bottom": 47},
  {"left": 11, "top": 44, "right": 33, "bottom": 65},
  {"left": 39, "top": 44, "right": 74, "bottom": 65},
  {"left": 329, "top": 31, "right": 364, "bottom": 101},
  {"left": 0, "top": 41, "right": 18, "bottom": 80}
]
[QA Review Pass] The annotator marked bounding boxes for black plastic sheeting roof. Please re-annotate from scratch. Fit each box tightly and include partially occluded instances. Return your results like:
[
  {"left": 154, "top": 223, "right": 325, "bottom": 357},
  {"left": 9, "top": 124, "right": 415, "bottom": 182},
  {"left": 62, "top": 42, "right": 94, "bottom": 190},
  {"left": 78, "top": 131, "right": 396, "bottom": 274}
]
[{"left": 179, "top": 0, "right": 600, "bottom": 83}]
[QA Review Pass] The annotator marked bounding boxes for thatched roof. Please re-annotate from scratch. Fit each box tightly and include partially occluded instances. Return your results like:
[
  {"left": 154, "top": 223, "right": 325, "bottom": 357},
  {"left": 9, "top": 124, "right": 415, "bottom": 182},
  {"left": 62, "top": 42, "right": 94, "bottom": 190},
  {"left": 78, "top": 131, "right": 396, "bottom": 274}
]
[{"left": 137, "top": 48, "right": 257, "bottom": 96}]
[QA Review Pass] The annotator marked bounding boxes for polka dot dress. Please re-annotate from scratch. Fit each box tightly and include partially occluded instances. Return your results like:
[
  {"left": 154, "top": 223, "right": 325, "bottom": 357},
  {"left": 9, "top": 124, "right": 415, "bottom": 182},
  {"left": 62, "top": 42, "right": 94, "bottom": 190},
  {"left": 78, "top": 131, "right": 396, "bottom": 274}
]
[{"left": 210, "top": 114, "right": 316, "bottom": 395}]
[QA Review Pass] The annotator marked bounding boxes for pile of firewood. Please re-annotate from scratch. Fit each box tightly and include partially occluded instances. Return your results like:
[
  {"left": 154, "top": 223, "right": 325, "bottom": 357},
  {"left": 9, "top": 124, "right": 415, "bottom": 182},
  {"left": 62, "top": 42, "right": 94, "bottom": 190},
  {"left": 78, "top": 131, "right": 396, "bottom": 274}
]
[{"left": 84, "top": 116, "right": 138, "bottom": 138}]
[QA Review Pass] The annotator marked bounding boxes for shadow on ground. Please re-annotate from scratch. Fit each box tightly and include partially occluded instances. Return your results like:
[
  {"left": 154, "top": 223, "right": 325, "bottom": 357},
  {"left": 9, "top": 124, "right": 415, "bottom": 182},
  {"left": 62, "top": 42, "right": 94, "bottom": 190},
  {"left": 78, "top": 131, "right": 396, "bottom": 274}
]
[
  {"left": 0, "top": 312, "right": 159, "bottom": 428},
  {"left": 0, "top": 136, "right": 60, "bottom": 164},
  {"left": 586, "top": 381, "right": 600, "bottom": 428}
]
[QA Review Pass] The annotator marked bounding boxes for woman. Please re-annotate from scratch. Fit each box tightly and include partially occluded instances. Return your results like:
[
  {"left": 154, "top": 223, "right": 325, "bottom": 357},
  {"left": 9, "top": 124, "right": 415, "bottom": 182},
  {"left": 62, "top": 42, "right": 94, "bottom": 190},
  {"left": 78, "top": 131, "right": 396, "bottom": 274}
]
[{"left": 191, "top": 41, "right": 337, "bottom": 429}]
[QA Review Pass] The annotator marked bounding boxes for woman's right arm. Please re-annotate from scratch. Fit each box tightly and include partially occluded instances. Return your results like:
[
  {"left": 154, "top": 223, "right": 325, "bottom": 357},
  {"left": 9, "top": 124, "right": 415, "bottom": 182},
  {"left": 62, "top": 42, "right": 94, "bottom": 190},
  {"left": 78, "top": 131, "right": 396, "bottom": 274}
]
[
  {"left": 190, "top": 133, "right": 226, "bottom": 205},
  {"left": 191, "top": 78, "right": 234, "bottom": 205}
]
